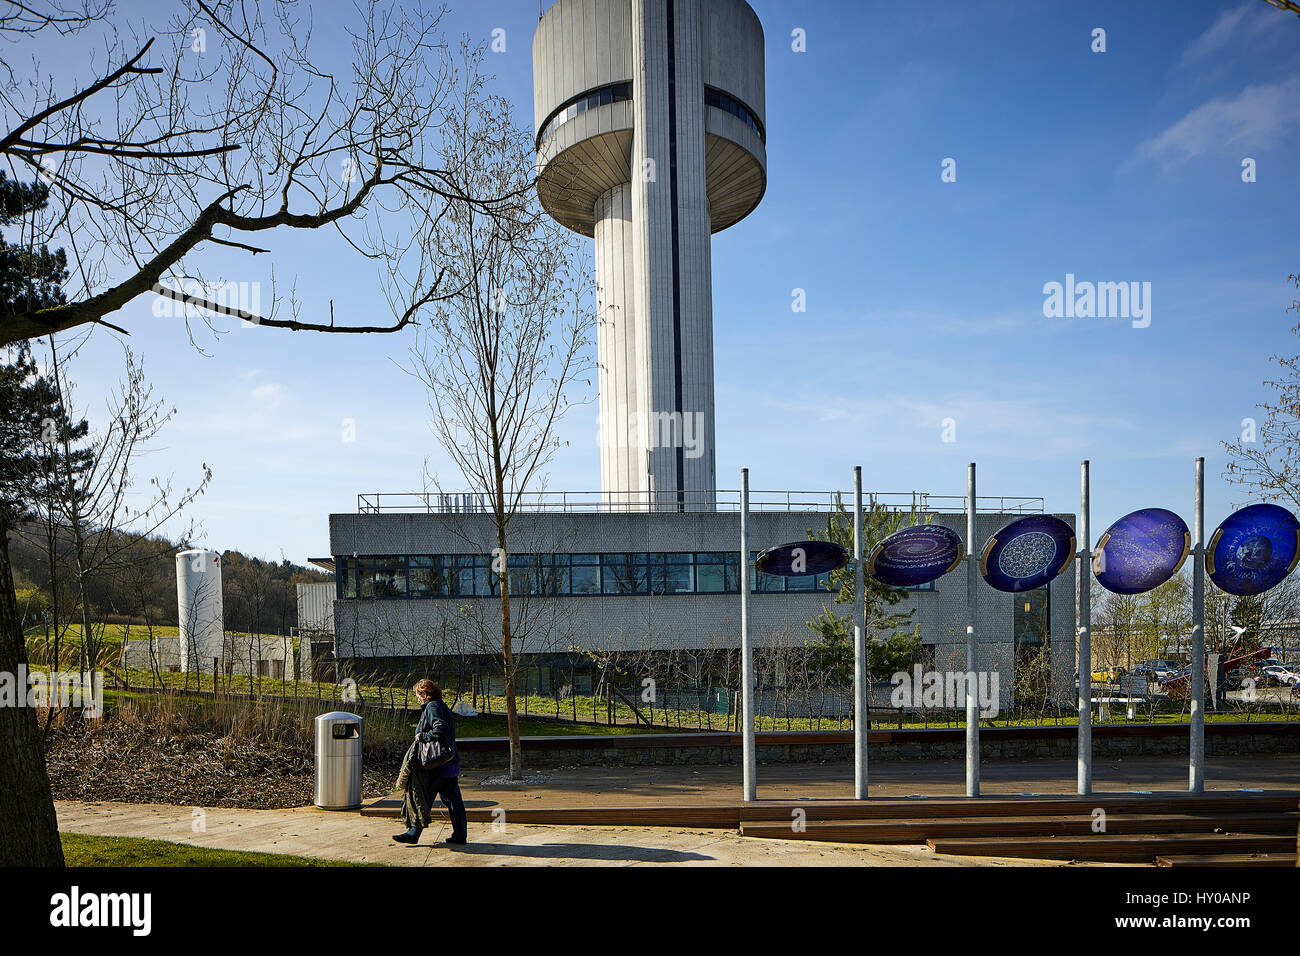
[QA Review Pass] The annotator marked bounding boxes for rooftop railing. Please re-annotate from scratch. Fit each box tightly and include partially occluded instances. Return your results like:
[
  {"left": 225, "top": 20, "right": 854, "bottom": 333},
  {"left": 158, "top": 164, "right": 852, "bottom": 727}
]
[{"left": 356, "top": 490, "right": 1045, "bottom": 515}]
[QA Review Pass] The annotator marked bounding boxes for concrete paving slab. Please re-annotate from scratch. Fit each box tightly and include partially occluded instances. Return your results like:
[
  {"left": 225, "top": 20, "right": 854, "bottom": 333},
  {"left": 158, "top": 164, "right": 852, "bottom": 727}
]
[{"left": 55, "top": 800, "right": 1099, "bottom": 867}]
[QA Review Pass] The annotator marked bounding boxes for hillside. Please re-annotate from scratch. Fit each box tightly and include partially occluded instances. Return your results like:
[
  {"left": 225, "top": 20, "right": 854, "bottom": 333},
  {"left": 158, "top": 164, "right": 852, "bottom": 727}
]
[{"left": 8, "top": 521, "right": 331, "bottom": 635}]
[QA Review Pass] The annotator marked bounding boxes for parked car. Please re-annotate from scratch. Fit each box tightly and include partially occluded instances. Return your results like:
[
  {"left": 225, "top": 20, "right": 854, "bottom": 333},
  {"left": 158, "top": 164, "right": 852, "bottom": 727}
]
[
  {"left": 1091, "top": 666, "right": 1125, "bottom": 683},
  {"left": 1262, "top": 665, "right": 1300, "bottom": 687}
]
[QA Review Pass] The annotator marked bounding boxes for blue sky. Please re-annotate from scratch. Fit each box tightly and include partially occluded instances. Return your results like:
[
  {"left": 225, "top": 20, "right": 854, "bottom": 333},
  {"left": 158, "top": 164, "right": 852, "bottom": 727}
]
[{"left": 43, "top": 0, "right": 1300, "bottom": 563}]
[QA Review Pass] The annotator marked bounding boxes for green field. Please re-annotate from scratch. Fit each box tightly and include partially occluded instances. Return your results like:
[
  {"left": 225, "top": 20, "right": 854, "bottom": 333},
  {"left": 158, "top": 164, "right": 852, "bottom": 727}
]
[{"left": 60, "top": 833, "right": 374, "bottom": 867}]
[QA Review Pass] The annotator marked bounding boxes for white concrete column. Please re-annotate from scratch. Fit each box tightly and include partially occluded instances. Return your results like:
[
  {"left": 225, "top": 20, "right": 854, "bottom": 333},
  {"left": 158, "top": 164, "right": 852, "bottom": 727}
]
[
  {"left": 631, "top": 0, "right": 716, "bottom": 511},
  {"left": 594, "top": 182, "right": 645, "bottom": 509}
]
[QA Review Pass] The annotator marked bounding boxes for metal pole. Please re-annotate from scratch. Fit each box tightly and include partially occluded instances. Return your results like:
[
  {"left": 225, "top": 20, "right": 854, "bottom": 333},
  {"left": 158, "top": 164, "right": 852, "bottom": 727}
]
[
  {"left": 965, "top": 462, "right": 979, "bottom": 797},
  {"left": 1078, "top": 460, "right": 1092, "bottom": 795},
  {"left": 740, "top": 467, "right": 756, "bottom": 801},
  {"left": 1190, "top": 457, "right": 1205, "bottom": 792},
  {"left": 853, "top": 465, "right": 867, "bottom": 799}
]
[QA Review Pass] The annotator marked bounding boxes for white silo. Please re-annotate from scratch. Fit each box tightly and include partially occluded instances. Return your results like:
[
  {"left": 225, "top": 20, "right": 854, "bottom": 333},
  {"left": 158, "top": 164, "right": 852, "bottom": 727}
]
[{"left": 176, "top": 549, "right": 224, "bottom": 672}]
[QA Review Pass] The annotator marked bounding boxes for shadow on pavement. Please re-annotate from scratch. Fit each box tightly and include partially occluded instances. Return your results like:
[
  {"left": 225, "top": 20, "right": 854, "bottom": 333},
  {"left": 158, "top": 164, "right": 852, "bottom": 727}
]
[{"left": 416, "top": 842, "right": 716, "bottom": 863}]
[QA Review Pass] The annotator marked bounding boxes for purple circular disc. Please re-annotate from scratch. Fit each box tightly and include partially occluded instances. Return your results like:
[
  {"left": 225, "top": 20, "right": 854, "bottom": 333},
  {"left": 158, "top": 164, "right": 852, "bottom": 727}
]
[
  {"left": 1093, "top": 507, "right": 1190, "bottom": 595},
  {"left": 755, "top": 540, "right": 849, "bottom": 578},
  {"left": 1207, "top": 503, "right": 1300, "bottom": 596},
  {"left": 868, "top": 524, "right": 964, "bottom": 587},
  {"left": 980, "top": 515, "right": 1076, "bottom": 593}
]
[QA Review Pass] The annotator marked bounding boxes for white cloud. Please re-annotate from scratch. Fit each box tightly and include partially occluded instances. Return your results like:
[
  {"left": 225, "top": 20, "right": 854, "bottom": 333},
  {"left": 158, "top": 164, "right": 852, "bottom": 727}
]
[
  {"left": 250, "top": 382, "right": 287, "bottom": 407},
  {"left": 1180, "top": 3, "right": 1279, "bottom": 63},
  {"left": 1136, "top": 76, "right": 1300, "bottom": 166}
]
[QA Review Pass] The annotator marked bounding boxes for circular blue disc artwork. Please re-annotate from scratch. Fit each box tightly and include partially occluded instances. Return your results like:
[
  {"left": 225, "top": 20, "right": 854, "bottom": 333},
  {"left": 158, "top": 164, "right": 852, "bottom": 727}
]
[
  {"left": 1206, "top": 503, "right": 1300, "bottom": 596},
  {"left": 755, "top": 540, "right": 849, "bottom": 578},
  {"left": 868, "top": 525, "right": 964, "bottom": 588},
  {"left": 980, "top": 515, "right": 1075, "bottom": 593},
  {"left": 1092, "top": 508, "right": 1190, "bottom": 595}
]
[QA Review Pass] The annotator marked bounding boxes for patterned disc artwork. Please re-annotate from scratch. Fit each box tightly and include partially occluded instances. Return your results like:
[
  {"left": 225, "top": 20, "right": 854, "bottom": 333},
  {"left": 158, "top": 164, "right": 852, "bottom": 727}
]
[
  {"left": 755, "top": 540, "right": 849, "bottom": 578},
  {"left": 1092, "top": 508, "right": 1190, "bottom": 595},
  {"left": 980, "top": 515, "right": 1076, "bottom": 593},
  {"left": 1206, "top": 503, "right": 1300, "bottom": 596},
  {"left": 868, "top": 524, "right": 964, "bottom": 587}
]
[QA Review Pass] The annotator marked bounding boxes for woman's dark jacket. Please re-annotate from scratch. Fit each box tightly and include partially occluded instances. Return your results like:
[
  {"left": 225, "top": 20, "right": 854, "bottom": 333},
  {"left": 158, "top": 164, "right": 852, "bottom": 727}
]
[{"left": 414, "top": 698, "right": 460, "bottom": 778}]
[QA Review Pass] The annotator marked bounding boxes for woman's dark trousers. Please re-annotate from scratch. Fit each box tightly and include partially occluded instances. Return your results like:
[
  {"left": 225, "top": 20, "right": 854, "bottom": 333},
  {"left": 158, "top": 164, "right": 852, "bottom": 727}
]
[{"left": 402, "top": 764, "right": 468, "bottom": 842}]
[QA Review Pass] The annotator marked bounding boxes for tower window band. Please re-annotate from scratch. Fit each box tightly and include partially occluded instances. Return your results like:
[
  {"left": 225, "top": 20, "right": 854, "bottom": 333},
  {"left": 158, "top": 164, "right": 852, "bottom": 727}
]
[
  {"left": 535, "top": 82, "right": 766, "bottom": 150},
  {"left": 536, "top": 81, "right": 633, "bottom": 149},
  {"left": 703, "top": 86, "right": 765, "bottom": 142}
]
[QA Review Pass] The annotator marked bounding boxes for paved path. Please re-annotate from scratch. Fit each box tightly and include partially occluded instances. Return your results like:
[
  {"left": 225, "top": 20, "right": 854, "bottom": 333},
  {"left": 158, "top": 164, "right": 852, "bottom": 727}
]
[
  {"left": 56, "top": 756, "right": 1294, "bottom": 867},
  {"left": 55, "top": 800, "right": 1079, "bottom": 867}
]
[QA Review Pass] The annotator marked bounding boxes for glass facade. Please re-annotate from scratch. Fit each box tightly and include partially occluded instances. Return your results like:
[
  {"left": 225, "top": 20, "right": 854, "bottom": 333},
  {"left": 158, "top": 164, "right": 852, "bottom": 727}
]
[
  {"left": 537, "top": 81, "right": 634, "bottom": 147},
  {"left": 1014, "top": 586, "right": 1051, "bottom": 650},
  {"left": 703, "top": 86, "right": 765, "bottom": 141},
  {"left": 536, "top": 83, "right": 766, "bottom": 149},
  {"left": 336, "top": 551, "right": 845, "bottom": 600}
]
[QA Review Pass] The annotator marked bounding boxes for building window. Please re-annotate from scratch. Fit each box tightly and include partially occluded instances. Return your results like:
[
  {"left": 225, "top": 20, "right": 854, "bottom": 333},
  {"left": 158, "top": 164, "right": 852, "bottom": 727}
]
[
  {"left": 703, "top": 86, "right": 765, "bottom": 142},
  {"left": 536, "top": 81, "right": 634, "bottom": 148},
  {"left": 337, "top": 550, "right": 838, "bottom": 599},
  {"left": 408, "top": 556, "right": 440, "bottom": 597},
  {"left": 337, "top": 556, "right": 357, "bottom": 599},
  {"left": 1015, "top": 586, "right": 1050, "bottom": 650}
]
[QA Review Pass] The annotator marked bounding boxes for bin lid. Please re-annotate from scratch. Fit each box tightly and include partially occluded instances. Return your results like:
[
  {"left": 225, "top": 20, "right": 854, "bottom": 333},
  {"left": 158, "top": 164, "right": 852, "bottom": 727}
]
[{"left": 316, "top": 711, "right": 362, "bottom": 723}]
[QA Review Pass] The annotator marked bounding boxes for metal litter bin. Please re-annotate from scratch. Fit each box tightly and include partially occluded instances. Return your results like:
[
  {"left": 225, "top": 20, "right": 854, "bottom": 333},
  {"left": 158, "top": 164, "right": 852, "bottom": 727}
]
[{"left": 315, "top": 711, "right": 363, "bottom": 810}]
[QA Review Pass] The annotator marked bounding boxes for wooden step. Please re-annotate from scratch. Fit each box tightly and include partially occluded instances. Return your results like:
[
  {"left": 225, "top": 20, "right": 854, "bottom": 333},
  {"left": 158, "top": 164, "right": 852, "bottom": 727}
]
[
  {"left": 359, "top": 790, "right": 1300, "bottom": 831},
  {"left": 1156, "top": 853, "right": 1298, "bottom": 867},
  {"left": 736, "top": 792, "right": 1300, "bottom": 824},
  {"left": 927, "top": 832, "right": 1295, "bottom": 864},
  {"left": 740, "top": 812, "right": 1298, "bottom": 844}
]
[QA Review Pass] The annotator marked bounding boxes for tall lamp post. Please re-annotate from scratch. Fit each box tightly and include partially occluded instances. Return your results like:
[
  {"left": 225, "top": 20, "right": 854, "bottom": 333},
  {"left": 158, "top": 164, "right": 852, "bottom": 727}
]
[
  {"left": 965, "top": 462, "right": 979, "bottom": 797},
  {"left": 1078, "top": 460, "right": 1092, "bottom": 795},
  {"left": 853, "top": 466, "right": 867, "bottom": 799}
]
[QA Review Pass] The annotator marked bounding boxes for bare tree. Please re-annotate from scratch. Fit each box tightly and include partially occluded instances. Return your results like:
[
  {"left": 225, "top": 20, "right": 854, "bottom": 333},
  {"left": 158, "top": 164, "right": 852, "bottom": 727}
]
[
  {"left": 1261, "top": 0, "right": 1300, "bottom": 17},
  {"left": 1223, "top": 275, "right": 1300, "bottom": 509},
  {"left": 403, "top": 68, "right": 593, "bottom": 778},
  {"left": 26, "top": 338, "right": 210, "bottom": 696},
  {"left": 0, "top": 0, "right": 520, "bottom": 345}
]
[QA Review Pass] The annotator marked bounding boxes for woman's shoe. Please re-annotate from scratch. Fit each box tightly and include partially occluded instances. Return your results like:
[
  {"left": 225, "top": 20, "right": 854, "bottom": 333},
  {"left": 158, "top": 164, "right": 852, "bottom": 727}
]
[{"left": 392, "top": 826, "right": 422, "bottom": 844}]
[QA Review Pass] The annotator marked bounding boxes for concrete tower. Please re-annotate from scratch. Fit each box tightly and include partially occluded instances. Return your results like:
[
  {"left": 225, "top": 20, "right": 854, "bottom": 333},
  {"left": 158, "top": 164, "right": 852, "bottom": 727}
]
[{"left": 534, "top": 0, "right": 766, "bottom": 511}]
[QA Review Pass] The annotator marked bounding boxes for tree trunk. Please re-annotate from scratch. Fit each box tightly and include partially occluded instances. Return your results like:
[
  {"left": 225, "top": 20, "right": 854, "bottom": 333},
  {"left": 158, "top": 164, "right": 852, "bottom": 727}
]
[
  {"left": 0, "top": 521, "right": 65, "bottom": 865},
  {"left": 496, "top": 517, "right": 522, "bottom": 779}
]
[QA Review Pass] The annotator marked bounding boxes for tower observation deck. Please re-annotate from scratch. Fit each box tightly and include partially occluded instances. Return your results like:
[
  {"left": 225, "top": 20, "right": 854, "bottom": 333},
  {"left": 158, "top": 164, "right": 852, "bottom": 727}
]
[{"left": 533, "top": 0, "right": 766, "bottom": 512}]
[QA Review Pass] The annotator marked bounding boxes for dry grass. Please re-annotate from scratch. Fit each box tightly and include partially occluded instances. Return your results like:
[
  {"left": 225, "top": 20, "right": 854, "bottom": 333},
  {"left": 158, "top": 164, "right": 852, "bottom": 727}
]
[{"left": 44, "top": 693, "right": 414, "bottom": 809}]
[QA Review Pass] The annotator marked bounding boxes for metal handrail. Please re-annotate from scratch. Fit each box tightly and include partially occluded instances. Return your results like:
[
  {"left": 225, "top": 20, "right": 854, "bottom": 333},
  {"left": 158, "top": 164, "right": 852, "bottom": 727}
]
[{"left": 356, "top": 490, "right": 1045, "bottom": 515}]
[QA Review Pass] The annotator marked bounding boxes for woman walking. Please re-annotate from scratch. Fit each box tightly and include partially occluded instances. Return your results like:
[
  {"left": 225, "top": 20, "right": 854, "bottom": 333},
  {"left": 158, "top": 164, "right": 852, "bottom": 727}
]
[{"left": 393, "top": 679, "right": 469, "bottom": 846}]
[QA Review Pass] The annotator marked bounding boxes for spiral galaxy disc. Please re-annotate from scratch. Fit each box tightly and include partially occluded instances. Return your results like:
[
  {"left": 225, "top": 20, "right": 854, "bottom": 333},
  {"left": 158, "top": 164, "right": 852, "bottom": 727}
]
[
  {"left": 1206, "top": 503, "right": 1300, "bottom": 596},
  {"left": 1092, "top": 508, "right": 1190, "bottom": 595},
  {"left": 868, "top": 524, "right": 964, "bottom": 587},
  {"left": 980, "top": 515, "right": 1075, "bottom": 593}
]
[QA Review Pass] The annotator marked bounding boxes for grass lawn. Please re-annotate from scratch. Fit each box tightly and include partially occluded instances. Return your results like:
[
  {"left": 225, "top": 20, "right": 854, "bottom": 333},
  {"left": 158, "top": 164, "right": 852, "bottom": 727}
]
[{"left": 60, "top": 833, "right": 377, "bottom": 867}]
